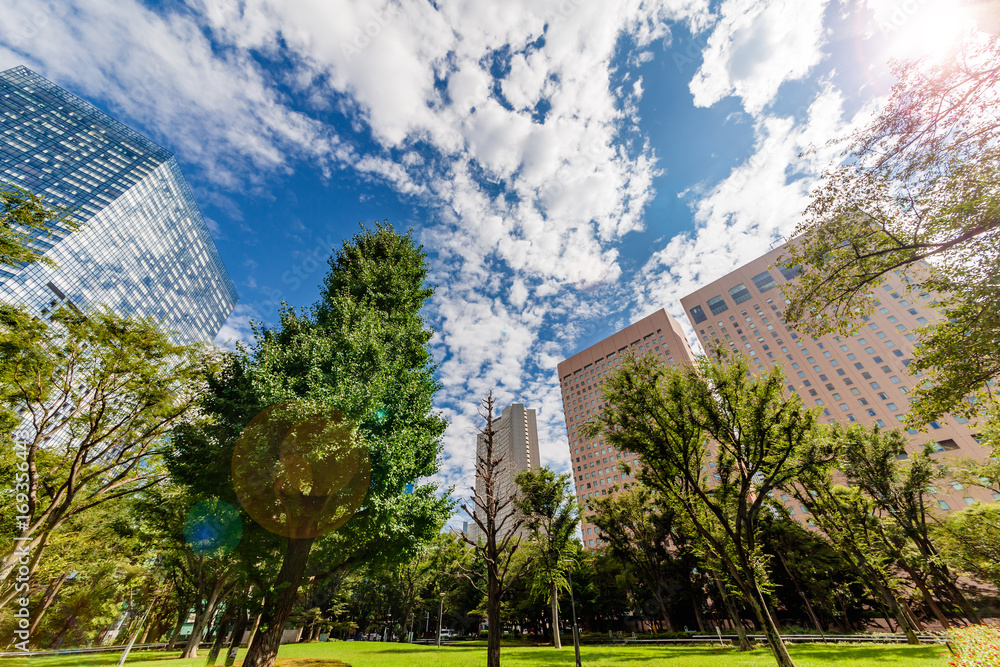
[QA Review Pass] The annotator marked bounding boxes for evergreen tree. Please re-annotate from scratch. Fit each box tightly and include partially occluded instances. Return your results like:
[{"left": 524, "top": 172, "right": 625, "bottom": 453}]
[
  {"left": 170, "top": 223, "right": 450, "bottom": 667},
  {"left": 514, "top": 466, "right": 580, "bottom": 648}
]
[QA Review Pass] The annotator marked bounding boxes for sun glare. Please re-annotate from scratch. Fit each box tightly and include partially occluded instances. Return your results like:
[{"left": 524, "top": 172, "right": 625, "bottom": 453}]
[{"left": 879, "top": 0, "right": 977, "bottom": 62}]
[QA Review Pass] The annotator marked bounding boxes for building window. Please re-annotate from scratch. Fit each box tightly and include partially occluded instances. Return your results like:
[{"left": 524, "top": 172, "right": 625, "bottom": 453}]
[
  {"left": 778, "top": 264, "right": 802, "bottom": 280},
  {"left": 752, "top": 271, "right": 777, "bottom": 292},
  {"left": 729, "top": 283, "right": 752, "bottom": 304},
  {"left": 707, "top": 295, "right": 728, "bottom": 315},
  {"left": 690, "top": 305, "right": 707, "bottom": 324}
]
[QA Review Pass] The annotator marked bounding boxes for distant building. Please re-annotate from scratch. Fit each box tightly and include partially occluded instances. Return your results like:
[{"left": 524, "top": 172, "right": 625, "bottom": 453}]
[
  {"left": 469, "top": 403, "right": 541, "bottom": 543},
  {"left": 680, "top": 240, "right": 996, "bottom": 515},
  {"left": 557, "top": 309, "right": 698, "bottom": 548},
  {"left": 0, "top": 66, "right": 236, "bottom": 343}
]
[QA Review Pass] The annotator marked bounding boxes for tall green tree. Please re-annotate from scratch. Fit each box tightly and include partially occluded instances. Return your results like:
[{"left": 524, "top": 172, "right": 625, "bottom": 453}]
[
  {"left": 934, "top": 502, "right": 1000, "bottom": 593},
  {"left": 787, "top": 432, "right": 923, "bottom": 643},
  {"left": 0, "top": 306, "right": 211, "bottom": 604},
  {"left": 514, "top": 466, "right": 579, "bottom": 648},
  {"left": 170, "top": 223, "right": 449, "bottom": 667},
  {"left": 832, "top": 424, "right": 979, "bottom": 624},
  {"left": 589, "top": 483, "right": 678, "bottom": 633},
  {"left": 585, "top": 352, "right": 819, "bottom": 667},
  {"left": 781, "top": 34, "right": 1000, "bottom": 425},
  {"left": 0, "top": 182, "right": 80, "bottom": 268}
]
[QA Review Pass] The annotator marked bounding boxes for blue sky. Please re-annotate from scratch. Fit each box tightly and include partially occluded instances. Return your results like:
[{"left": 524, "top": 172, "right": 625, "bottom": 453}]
[{"left": 0, "top": 0, "right": 974, "bottom": 511}]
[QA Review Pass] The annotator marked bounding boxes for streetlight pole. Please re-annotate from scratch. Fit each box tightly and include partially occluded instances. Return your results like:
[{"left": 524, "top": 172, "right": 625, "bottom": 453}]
[
  {"left": 567, "top": 568, "right": 581, "bottom": 667},
  {"left": 436, "top": 592, "right": 445, "bottom": 648}
]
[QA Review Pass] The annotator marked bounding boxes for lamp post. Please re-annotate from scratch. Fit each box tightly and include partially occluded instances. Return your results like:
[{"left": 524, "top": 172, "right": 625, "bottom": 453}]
[
  {"left": 565, "top": 564, "right": 582, "bottom": 667},
  {"left": 436, "top": 592, "right": 445, "bottom": 648}
]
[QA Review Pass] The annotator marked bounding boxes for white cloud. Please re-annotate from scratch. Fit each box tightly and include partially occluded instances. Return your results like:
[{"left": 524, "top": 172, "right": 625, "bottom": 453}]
[
  {"left": 689, "top": 0, "right": 831, "bottom": 114},
  {"left": 0, "top": 0, "right": 348, "bottom": 186},
  {"left": 214, "top": 303, "right": 258, "bottom": 349},
  {"left": 3, "top": 0, "right": 867, "bottom": 508},
  {"left": 633, "top": 83, "right": 877, "bottom": 346}
]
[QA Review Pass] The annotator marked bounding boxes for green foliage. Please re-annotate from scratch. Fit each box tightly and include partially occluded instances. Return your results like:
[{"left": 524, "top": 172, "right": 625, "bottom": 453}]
[
  {"left": 935, "top": 503, "right": 1000, "bottom": 591},
  {"left": 0, "top": 182, "right": 81, "bottom": 268},
  {"left": 585, "top": 351, "right": 820, "bottom": 666},
  {"left": 0, "top": 303, "right": 212, "bottom": 599},
  {"left": 514, "top": 467, "right": 579, "bottom": 596},
  {"left": 589, "top": 484, "right": 681, "bottom": 630},
  {"left": 780, "top": 35, "right": 1000, "bottom": 425},
  {"left": 169, "top": 222, "right": 449, "bottom": 666}
]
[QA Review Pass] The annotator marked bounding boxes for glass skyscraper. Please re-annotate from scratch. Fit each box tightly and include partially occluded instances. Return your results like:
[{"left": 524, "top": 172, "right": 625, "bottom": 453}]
[{"left": 0, "top": 66, "right": 237, "bottom": 344}]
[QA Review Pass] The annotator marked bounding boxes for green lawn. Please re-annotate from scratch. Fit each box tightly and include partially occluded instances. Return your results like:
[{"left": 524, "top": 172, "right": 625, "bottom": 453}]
[{"left": 0, "top": 640, "right": 948, "bottom": 667}]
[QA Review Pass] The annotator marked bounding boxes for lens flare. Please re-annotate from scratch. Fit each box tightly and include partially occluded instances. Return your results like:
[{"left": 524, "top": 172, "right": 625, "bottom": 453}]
[
  {"left": 183, "top": 499, "right": 242, "bottom": 557},
  {"left": 231, "top": 401, "right": 371, "bottom": 539}
]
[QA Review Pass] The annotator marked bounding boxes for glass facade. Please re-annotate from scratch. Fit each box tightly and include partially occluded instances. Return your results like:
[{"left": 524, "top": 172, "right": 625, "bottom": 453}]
[{"left": 0, "top": 66, "right": 237, "bottom": 343}]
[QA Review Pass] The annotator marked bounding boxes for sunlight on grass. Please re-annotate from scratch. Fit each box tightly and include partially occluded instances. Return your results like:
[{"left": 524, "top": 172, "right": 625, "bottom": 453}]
[{"left": 0, "top": 641, "right": 947, "bottom": 667}]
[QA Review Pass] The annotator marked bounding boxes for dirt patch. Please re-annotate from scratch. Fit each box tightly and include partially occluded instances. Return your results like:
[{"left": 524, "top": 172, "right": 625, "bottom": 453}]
[{"left": 275, "top": 660, "right": 351, "bottom": 667}]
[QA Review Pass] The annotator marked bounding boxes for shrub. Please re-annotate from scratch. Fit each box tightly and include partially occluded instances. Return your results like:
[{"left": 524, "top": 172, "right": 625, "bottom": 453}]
[{"left": 948, "top": 624, "right": 1000, "bottom": 667}]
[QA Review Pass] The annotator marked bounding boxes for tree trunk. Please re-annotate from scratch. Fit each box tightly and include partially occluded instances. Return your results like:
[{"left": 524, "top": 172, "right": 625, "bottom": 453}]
[
  {"left": 487, "top": 573, "right": 501, "bottom": 667},
  {"left": 900, "top": 563, "right": 950, "bottom": 629},
  {"left": 712, "top": 576, "right": 751, "bottom": 651},
  {"left": 182, "top": 580, "right": 225, "bottom": 659},
  {"left": 206, "top": 606, "right": 234, "bottom": 665},
  {"left": 242, "top": 537, "right": 315, "bottom": 667},
  {"left": 140, "top": 608, "right": 158, "bottom": 644},
  {"left": 775, "top": 550, "right": 823, "bottom": 635},
  {"left": 165, "top": 602, "right": 189, "bottom": 651},
  {"left": 743, "top": 580, "right": 797, "bottom": 667},
  {"left": 692, "top": 591, "right": 707, "bottom": 633},
  {"left": 938, "top": 574, "right": 980, "bottom": 624},
  {"left": 26, "top": 572, "right": 68, "bottom": 640},
  {"left": 872, "top": 577, "right": 920, "bottom": 644},
  {"left": 550, "top": 582, "right": 561, "bottom": 648},
  {"left": 246, "top": 613, "right": 262, "bottom": 648},
  {"left": 225, "top": 609, "right": 250, "bottom": 667},
  {"left": 655, "top": 588, "right": 674, "bottom": 633}
]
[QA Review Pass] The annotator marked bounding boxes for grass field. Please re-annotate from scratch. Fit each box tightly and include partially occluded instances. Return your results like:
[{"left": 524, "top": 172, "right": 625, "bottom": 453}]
[{"left": 0, "top": 640, "right": 949, "bottom": 667}]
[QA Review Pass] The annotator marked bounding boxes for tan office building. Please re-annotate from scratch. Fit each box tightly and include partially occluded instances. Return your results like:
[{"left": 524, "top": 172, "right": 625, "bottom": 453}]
[
  {"left": 470, "top": 403, "right": 541, "bottom": 543},
  {"left": 679, "top": 242, "right": 997, "bottom": 517},
  {"left": 557, "top": 309, "right": 697, "bottom": 548}
]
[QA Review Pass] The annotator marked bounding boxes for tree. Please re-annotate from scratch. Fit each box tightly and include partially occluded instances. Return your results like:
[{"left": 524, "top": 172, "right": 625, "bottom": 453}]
[
  {"left": 935, "top": 502, "right": 1000, "bottom": 592},
  {"left": 585, "top": 352, "right": 819, "bottom": 667},
  {"left": 787, "top": 429, "right": 924, "bottom": 643},
  {"left": 0, "top": 182, "right": 81, "bottom": 268},
  {"left": 0, "top": 305, "right": 211, "bottom": 603},
  {"left": 589, "top": 483, "right": 678, "bottom": 633},
  {"left": 781, "top": 33, "right": 1000, "bottom": 424},
  {"left": 170, "top": 223, "right": 450, "bottom": 667},
  {"left": 460, "top": 391, "right": 529, "bottom": 667},
  {"left": 514, "top": 466, "right": 579, "bottom": 648},
  {"left": 832, "top": 424, "right": 979, "bottom": 624}
]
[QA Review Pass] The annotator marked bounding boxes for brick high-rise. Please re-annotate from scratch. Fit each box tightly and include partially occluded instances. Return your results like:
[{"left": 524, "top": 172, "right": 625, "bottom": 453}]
[
  {"left": 679, "top": 241, "right": 996, "bottom": 517},
  {"left": 557, "top": 309, "right": 697, "bottom": 548}
]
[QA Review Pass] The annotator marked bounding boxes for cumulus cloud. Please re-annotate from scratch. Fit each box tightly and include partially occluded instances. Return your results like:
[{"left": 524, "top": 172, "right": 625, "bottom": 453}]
[
  {"left": 632, "top": 83, "right": 878, "bottom": 346},
  {"left": 214, "top": 303, "right": 258, "bottom": 349},
  {"left": 0, "top": 0, "right": 870, "bottom": 506},
  {"left": 689, "top": 0, "right": 831, "bottom": 114},
  {"left": 188, "top": 0, "right": 713, "bottom": 491},
  {"left": 0, "top": 0, "right": 348, "bottom": 186}
]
